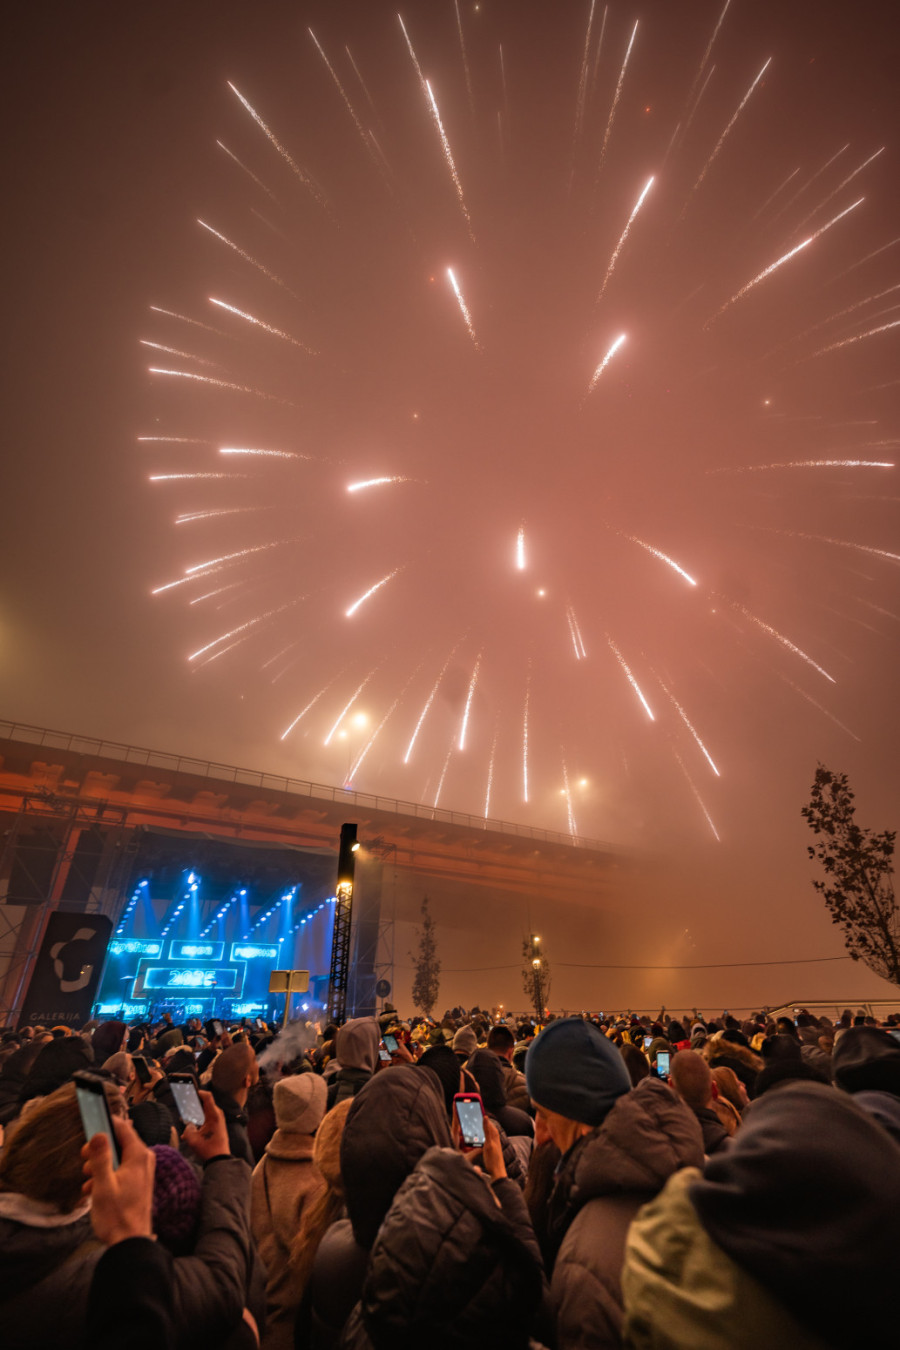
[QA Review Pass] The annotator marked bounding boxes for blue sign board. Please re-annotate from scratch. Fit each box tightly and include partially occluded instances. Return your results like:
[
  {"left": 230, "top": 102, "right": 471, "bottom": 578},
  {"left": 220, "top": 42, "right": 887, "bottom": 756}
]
[
  {"left": 230, "top": 942, "right": 279, "bottom": 962},
  {"left": 170, "top": 940, "right": 225, "bottom": 961},
  {"left": 142, "top": 966, "right": 241, "bottom": 992}
]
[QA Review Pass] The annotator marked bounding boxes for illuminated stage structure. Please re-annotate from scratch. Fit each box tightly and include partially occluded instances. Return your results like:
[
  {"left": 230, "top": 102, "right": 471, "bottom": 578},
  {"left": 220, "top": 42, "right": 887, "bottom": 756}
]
[{"left": 0, "top": 721, "right": 629, "bottom": 1024}]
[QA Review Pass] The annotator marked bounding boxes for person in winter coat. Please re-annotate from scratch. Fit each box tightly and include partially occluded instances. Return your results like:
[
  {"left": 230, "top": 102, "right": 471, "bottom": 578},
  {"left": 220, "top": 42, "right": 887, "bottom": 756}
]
[
  {"left": 525, "top": 1016, "right": 704, "bottom": 1349},
  {"left": 668, "top": 1051, "right": 730, "bottom": 1155},
  {"left": 486, "top": 1024, "right": 531, "bottom": 1113},
  {"left": 0, "top": 1080, "right": 263, "bottom": 1350},
  {"left": 622, "top": 1081, "right": 900, "bottom": 1350},
  {"left": 325, "top": 1019, "right": 379, "bottom": 1110},
  {"left": 305, "top": 1064, "right": 453, "bottom": 1347},
  {"left": 339, "top": 1117, "right": 548, "bottom": 1350},
  {"left": 211, "top": 1042, "right": 259, "bottom": 1167},
  {"left": 415, "top": 1045, "right": 527, "bottom": 1187},
  {"left": 251, "top": 1073, "right": 327, "bottom": 1350},
  {"left": 704, "top": 1030, "right": 762, "bottom": 1092}
]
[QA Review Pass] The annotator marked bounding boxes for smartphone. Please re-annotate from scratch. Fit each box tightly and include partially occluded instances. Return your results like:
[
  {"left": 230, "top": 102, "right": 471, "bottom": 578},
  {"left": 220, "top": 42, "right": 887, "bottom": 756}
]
[
  {"left": 132, "top": 1055, "right": 152, "bottom": 1085},
  {"left": 656, "top": 1051, "right": 670, "bottom": 1078},
  {"left": 453, "top": 1092, "right": 486, "bottom": 1149},
  {"left": 168, "top": 1073, "right": 205, "bottom": 1127},
  {"left": 383, "top": 1033, "right": 398, "bottom": 1053},
  {"left": 378, "top": 1047, "right": 391, "bottom": 1063},
  {"left": 643, "top": 1036, "right": 652, "bottom": 1050},
  {"left": 74, "top": 1072, "right": 120, "bottom": 1170}
]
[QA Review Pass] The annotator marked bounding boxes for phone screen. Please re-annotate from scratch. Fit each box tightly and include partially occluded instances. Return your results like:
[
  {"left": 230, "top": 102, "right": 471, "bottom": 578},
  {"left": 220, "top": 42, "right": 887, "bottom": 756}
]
[
  {"left": 454, "top": 1096, "right": 485, "bottom": 1148},
  {"left": 212, "top": 1020, "right": 223, "bottom": 1037},
  {"left": 169, "top": 1077, "right": 205, "bottom": 1127},
  {"left": 656, "top": 1051, "right": 670, "bottom": 1077},
  {"left": 132, "top": 1055, "right": 152, "bottom": 1085},
  {"left": 643, "top": 1036, "right": 652, "bottom": 1050},
  {"left": 378, "top": 1048, "right": 391, "bottom": 1063},
  {"left": 75, "top": 1078, "right": 120, "bottom": 1169},
  {"left": 383, "top": 1034, "right": 398, "bottom": 1053}
]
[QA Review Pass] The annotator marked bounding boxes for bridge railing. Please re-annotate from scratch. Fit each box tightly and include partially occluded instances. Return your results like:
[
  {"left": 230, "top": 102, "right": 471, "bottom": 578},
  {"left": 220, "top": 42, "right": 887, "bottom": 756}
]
[{"left": 0, "top": 718, "right": 615, "bottom": 853}]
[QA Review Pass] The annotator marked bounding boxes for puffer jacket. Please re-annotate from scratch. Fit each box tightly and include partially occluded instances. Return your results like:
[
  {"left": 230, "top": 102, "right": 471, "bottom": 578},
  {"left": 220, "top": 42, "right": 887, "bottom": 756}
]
[
  {"left": 340, "top": 1146, "right": 548, "bottom": 1350},
  {"left": 0, "top": 1157, "right": 263, "bottom": 1350},
  {"left": 546, "top": 1077, "right": 704, "bottom": 1349}
]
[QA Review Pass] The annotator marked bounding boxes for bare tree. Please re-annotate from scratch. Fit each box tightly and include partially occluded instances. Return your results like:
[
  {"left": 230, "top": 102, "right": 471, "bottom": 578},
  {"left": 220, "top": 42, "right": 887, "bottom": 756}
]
[
  {"left": 410, "top": 896, "right": 441, "bottom": 1017},
  {"left": 802, "top": 765, "right": 899, "bottom": 986},
  {"left": 522, "top": 932, "right": 550, "bottom": 1022}
]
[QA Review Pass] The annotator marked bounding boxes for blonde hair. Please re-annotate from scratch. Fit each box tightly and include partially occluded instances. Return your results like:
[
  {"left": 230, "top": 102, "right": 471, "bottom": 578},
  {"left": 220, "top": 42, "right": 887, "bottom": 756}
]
[
  {"left": 290, "top": 1098, "right": 353, "bottom": 1289},
  {"left": 0, "top": 1081, "right": 125, "bottom": 1213}
]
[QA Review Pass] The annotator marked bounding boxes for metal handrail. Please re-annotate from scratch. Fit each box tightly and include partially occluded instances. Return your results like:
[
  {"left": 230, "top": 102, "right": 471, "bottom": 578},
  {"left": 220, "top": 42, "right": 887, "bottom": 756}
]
[{"left": 0, "top": 718, "right": 616, "bottom": 853}]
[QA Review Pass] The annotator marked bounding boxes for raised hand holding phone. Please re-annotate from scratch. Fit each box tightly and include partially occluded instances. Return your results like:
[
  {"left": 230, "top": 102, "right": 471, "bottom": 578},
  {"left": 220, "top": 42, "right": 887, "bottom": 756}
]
[
  {"left": 181, "top": 1089, "right": 230, "bottom": 1162},
  {"left": 82, "top": 1115, "right": 155, "bottom": 1245}
]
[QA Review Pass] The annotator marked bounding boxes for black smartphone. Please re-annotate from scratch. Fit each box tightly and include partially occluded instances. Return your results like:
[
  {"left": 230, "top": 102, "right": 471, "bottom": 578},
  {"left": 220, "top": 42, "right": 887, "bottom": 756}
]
[
  {"left": 74, "top": 1072, "right": 120, "bottom": 1169},
  {"left": 643, "top": 1036, "right": 653, "bottom": 1050},
  {"left": 453, "top": 1092, "right": 486, "bottom": 1149},
  {"left": 168, "top": 1073, "right": 205, "bottom": 1127},
  {"left": 378, "top": 1047, "right": 391, "bottom": 1063},
  {"left": 656, "top": 1051, "right": 670, "bottom": 1078},
  {"left": 132, "top": 1055, "right": 152, "bottom": 1085},
  {"left": 383, "top": 1033, "right": 398, "bottom": 1053}
]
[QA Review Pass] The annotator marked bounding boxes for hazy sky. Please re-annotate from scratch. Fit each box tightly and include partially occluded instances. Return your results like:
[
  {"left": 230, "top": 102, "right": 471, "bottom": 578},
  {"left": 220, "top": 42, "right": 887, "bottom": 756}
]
[{"left": 4, "top": 1, "right": 899, "bottom": 1004}]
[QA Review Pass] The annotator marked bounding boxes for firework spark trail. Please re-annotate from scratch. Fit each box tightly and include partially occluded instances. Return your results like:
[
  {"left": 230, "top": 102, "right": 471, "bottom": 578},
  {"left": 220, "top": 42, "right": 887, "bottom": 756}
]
[
  {"left": 221, "top": 447, "right": 302, "bottom": 460},
  {"left": 404, "top": 642, "right": 462, "bottom": 764},
  {"left": 656, "top": 676, "right": 720, "bottom": 775},
  {"left": 607, "top": 637, "right": 655, "bottom": 720},
  {"left": 188, "top": 597, "right": 302, "bottom": 662},
  {"left": 623, "top": 534, "right": 698, "bottom": 586},
  {"left": 261, "top": 640, "right": 297, "bottom": 671},
  {"left": 685, "top": 0, "right": 730, "bottom": 110},
  {"left": 149, "top": 366, "right": 296, "bottom": 406},
  {"left": 708, "top": 198, "right": 863, "bottom": 324},
  {"left": 598, "top": 176, "right": 654, "bottom": 300},
  {"left": 772, "top": 281, "right": 900, "bottom": 354},
  {"left": 348, "top": 476, "right": 412, "bottom": 492},
  {"left": 432, "top": 740, "right": 455, "bottom": 810},
  {"left": 197, "top": 221, "right": 294, "bottom": 294},
  {"left": 484, "top": 727, "right": 498, "bottom": 819},
  {"left": 597, "top": 20, "right": 638, "bottom": 172},
  {"left": 522, "top": 673, "right": 531, "bottom": 803},
  {"left": 566, "top": 605, "right": 587, "bottom": 659},
  {"left": 830, "top": 234, "right": 900, "bottom": 283},
  {"left": 760, "top": 528, "right": 900, "bottom": 566},
  {"left": 516, "top": 524, "right": 526, "bottom": 570},
  {"left": 810, "top": 316, "right": 900, "bottom": 359},
  {"left": 189, "top": 580, "right": 245, "bottom": 606},
  {"left": 149, "top": 305, "right": 228, "bottom": 338},
  {"left": 345, "top": 568, "right": 402, "bottom": 618},
  {"left": 308, "top": 28, "right": 376, "bottom": 161},
  {"left": 672, "top": 748, "right": 720, "bottom": 840},
  {"left": 770, "top": 144, "right": 849, "bottom": 225},
  {"left": 227, "top": 81, "right": 325, "bottom": 204},
  {"left": 712, "top": 459, "right": 895, "bottom": 473},
  {"left": 149, "top": 473, "right": 244, "bottom": 483},
  {"left": 586, "top": 333, "right": 627, "bottom": 395},
  {"left": 216, "top": 140, "right": 277, "bottom": 201},
  {"left": 735, "top": 604, "right": 836, "bottom": 682},
  {"left": 176, "top": 507, "right": 273, "bottom": 524},
  {"left": 138, "top": 436, "right": 210, "bottom": 445},
  {"left": 667, "top": 63, "right": 716, "bottom": 163},
  {"left": 209, "top": 298, "right": 316, "bottom": 353},
  {"left": 499, "top": 44, "right": 509, "bottom": 125},
  {"left": 447, "top": 267, "right": 480, "bottom": 350},
  {"left": 140, "top": 341, "right": 220, "bottom": 367},
  {"left": 280, "top": 675, "right": 342, "bottom": 740},
  {"left": 588, "top": 5, "right": 609, "bottom": 103},
  {"left": 344, "top": 45, "right": 377, "bottom": 116},
  {"left": 561, "top": 755, "right": 578, "bottom": 840},
  {"left": 750, "top": 166, "right": 800, "bottom": 223},
  {"left": 572, "top": 0, "right": 596, "bottom": 159},
  {"left": 185, "top": 541, "right": 292, "bottom": 577},
  {"left": 453, "top": 0, "right": 475, "bottom": 120},
  {"left": 426, "top": 81, "right": 475, "bottom": 240},
  {"left": 458, "top": 654, "right": 482, "bottom": 750},
  {"left": 795, "top": 146, "right": 884, "bottom": 233},
  {"left": 323, "top": 670, "right": 379, "bottom": 746},
  {"left": 194, "top": 636, "right": 251, "bottom": 670},
  {"left": 686, "top": 57, "right": 771, "bottom": 204}
]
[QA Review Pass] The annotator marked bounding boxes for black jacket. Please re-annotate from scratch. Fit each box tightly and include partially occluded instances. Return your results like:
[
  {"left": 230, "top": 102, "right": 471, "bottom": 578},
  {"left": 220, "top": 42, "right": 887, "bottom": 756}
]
[
  {"left": 211, "top": 1086, "right": 256, "bottom": 1168},
  {"left": 341, "top": 1147, "right": 548, "bottom": 1350}
]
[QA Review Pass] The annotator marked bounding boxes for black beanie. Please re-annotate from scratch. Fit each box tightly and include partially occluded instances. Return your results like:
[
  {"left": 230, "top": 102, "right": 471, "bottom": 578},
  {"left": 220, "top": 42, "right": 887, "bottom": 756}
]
[
  {"left": 832, "top": 1027, "right": 900, "bottom": 1096},
  {"left": 525, "top": 1017, "right": 630, "bottom": 1126}
]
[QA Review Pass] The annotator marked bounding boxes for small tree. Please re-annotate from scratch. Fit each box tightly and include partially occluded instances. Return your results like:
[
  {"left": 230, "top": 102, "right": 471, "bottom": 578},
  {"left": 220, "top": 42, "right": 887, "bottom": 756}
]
[
  {"left": 410, "top": 896, "right": 441, "bottom": 1017},
  {"left": 522, "top": 933, "right": 551, "bottom": 1022},
  {"left": 802, "top": 765, "right": 900, "bottom": 986}
]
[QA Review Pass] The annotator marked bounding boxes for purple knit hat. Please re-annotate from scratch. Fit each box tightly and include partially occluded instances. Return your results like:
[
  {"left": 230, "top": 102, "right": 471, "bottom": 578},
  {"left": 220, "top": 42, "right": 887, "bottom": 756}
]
[{"left": 151, "top": 1145, "right": 201, "bottom": 1252}]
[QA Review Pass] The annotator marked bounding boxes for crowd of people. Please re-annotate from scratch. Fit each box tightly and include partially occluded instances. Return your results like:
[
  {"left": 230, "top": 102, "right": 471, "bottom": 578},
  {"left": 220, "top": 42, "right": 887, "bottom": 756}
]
[{"left": 1, "top": 1001, "right": 899, "bottom": 1348}]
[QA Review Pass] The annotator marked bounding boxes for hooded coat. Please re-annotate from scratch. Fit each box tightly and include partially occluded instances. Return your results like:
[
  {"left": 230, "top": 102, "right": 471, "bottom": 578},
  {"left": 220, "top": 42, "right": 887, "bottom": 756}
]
[
  {"left": 546, "top": 1076, "right": 703, "bottom": 1349},
  {"left": 251, "top": 1129, "right": 325, "bottom": 1350},
  {"left": 326, "top": 1019, "right": 380, "bottom": 1110},
  {"left": 623, "top": 1082, "right": 900, "bottom": 1350},
  {"left": 307, "top": 1065, "right": 451, "bottom": 1347}
]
